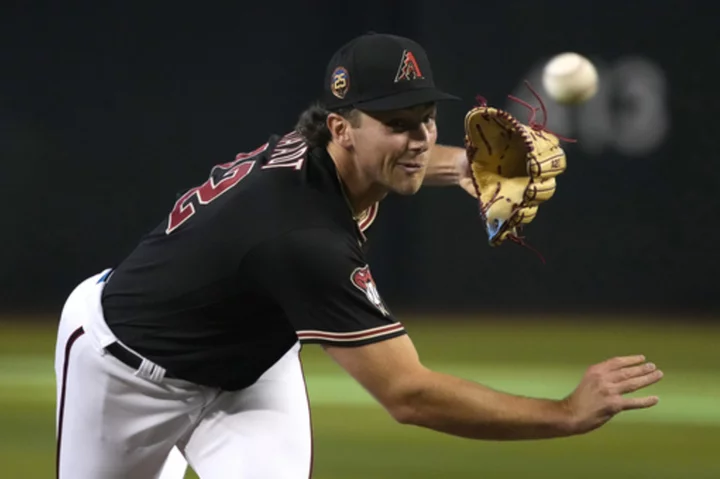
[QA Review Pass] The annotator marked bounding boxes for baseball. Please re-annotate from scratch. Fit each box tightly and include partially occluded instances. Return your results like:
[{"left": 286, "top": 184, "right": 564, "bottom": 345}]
[{"left": 542, "top": 52, "right": 598, "bottom": 105}]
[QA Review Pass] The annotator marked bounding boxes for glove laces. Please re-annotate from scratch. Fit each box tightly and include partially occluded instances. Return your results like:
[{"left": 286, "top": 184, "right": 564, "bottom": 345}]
[
  {"left": 507, "top": 80, "right": 577, "bottom": 143},
  {"left": 507, "top": 229, "right": 546, "bottom": 264},
  {"left": 476, "top": 81, "right": 577, "bottom": 144}
]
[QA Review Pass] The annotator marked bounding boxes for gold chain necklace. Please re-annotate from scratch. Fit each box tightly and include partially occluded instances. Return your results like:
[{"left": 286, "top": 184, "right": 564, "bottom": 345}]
[{"left": 336, "top": 170, "right": 368, "bottom": 223}]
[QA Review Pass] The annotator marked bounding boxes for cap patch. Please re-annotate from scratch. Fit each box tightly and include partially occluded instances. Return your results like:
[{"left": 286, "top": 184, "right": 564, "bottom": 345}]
[{"left": 331, "top": 66, "right": 350, "bottom": 99}]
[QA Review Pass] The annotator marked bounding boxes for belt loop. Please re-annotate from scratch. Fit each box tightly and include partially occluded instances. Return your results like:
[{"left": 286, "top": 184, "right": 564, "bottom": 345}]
[{"left": 135, "top": 358, "right": 167, "bottom": 383}]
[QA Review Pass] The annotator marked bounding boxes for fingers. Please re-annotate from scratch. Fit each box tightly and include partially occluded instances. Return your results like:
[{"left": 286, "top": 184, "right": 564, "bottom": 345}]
[
  {"left": 621, "top": 395, "right": 660, "bottom": 411},
  {"left": 515, "top": 206, "right": 537, "bottom": 225},
  {"left": 611, "top": 362, "right": 658, "bottom": 382},
  {"left": 607, "top": 355, "right": 663, "bottom": 402},
  {"left": 603, "top": 355, "right": 648, "bottom": 371},
  {"left": 524, "top": 178, "right": 556, "bottom": 204},
  {"left": 528, "top": 151, "right": 566, "bottom": 179},
  {"left": 616, "top": 369, "right": 664, "bottom": 394}
]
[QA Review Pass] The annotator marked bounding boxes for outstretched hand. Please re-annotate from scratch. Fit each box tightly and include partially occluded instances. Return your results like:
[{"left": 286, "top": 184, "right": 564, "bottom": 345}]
[{"left": 563, "top": 355, "right": 664, "bottom": 435}]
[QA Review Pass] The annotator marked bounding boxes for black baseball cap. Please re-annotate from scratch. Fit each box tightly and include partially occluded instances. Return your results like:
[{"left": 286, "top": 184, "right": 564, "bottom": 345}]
[{"left": 323, "top": 32, "right": 460, "bottom": 112}]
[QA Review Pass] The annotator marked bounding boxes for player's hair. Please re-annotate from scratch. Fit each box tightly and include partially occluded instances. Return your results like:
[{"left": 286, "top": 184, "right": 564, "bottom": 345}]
[{"left": 295, "top": 102, "right": 360, "bottom": 149}]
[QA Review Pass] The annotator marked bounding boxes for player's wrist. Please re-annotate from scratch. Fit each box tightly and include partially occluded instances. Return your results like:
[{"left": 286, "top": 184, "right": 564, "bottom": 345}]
[
  {"left": 456, "top": 150, "right": 471, "bottom": 186},
  {"left": 423, "top": 145, "right": 464, "bottom": 186},
  {"left": 555, "top": 396, "right": 583, "bottom": 436}
]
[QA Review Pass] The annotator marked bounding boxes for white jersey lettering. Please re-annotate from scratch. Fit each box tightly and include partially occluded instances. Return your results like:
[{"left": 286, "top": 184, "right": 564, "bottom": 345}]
[{"left": 263, "top": 131, "right": 308, "bottom": 170}]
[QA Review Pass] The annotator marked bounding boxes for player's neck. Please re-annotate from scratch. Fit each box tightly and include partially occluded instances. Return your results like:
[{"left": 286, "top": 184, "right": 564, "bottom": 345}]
[{"left": 326, "top": 143, "right": 386, "bottom": 219}]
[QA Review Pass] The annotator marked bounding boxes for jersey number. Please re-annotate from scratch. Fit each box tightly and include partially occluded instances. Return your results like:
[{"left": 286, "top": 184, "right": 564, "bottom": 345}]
[{"left": 165, "top": 160, "right": 256, "bottom": 234}]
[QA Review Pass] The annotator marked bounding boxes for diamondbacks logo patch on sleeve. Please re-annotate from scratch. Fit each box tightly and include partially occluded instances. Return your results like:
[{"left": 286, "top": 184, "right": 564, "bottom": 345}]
[{"left": 350, "top": 265, "right": 389, "bottom": 316}]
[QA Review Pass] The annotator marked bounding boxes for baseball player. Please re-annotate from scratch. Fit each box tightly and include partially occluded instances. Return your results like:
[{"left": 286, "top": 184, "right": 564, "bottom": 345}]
[{"left": 54, "top": 32, "right": 664, "bottom": 479}]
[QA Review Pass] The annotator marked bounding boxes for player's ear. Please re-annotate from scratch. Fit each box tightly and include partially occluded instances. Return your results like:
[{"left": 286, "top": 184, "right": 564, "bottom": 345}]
[{"left": 327, "top": 113, "right": 353, "bottom": 149}]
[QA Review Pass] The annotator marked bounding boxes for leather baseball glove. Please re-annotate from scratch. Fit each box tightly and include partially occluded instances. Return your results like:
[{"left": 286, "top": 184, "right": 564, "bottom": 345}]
[{"left": 464, "top": 83, "right": 571, "bottom": 252}]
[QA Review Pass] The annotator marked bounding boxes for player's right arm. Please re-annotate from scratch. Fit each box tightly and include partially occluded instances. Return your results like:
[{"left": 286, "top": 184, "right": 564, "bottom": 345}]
[
  {"left": 249, "top": 227, "right": 663, "bottom": 441},
  {"left": 324, "top": 335, "right": 663, "bottom": 440}
]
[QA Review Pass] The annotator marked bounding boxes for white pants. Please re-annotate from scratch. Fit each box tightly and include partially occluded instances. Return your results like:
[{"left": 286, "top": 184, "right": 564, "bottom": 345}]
[{"left": 54, "top": 270, "right": 313, "bottom": 478}]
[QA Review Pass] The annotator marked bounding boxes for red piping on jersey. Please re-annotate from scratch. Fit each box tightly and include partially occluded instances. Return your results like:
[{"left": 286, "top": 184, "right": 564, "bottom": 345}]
[
  {"left": 357, "top": 202, "right": 379, "bottom": 232},
  {"left": 297, "top": 323, "right": 404, "bottom": 342}
]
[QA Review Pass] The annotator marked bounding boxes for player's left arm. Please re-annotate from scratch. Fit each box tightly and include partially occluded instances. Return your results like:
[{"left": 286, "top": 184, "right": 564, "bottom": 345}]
[{"left": 423, "top": 144, "right": 478, "bottom": 198}]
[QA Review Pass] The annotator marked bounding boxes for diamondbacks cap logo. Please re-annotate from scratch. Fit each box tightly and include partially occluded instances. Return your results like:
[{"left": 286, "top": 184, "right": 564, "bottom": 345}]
[
  {"left": 394, "top": 50, "right": 424, "bottom": 83},
  {"left": 331, "top": 66, "right": 350, "bottom": 99},
  {"left": 351, "top": 265, "right": 389, "bottom": 316}
]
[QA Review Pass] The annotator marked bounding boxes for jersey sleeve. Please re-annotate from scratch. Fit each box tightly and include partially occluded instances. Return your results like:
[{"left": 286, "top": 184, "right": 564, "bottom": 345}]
[{"left": 247, "top": 228, "right": 405, "bottom": 347}]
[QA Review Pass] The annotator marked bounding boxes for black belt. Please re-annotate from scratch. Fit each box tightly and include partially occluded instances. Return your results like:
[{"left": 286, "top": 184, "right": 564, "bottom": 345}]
[
  {"left": 100, "top": 269, "right": 177, "bottom": 380},
  {"left": 105, "top": 341, "right": 178, "bottom": 379}
]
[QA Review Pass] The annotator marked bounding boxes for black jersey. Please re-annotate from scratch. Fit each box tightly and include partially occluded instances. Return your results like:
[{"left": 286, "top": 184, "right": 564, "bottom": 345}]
[{"left": 100, "top": 131, "right": 404, "bottom": 391}]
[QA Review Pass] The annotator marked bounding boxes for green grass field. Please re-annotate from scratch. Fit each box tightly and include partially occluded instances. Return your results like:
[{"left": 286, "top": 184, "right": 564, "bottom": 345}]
[{"left": 1, "top": 315, "right": 719, "bottom": 478}]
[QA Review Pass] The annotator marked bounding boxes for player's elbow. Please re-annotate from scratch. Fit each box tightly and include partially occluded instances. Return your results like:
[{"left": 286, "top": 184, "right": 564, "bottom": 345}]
[
  {"left": 386, "top": 400, "right": 418, "bottom": 425},
  {"left": 383, "top": 372, "right": 433, "bottom": 426}
]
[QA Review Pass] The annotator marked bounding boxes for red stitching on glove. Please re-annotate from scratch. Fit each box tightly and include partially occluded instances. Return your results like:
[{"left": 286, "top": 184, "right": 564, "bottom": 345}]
[
  {"left": 507, "top": 231, "right": 546, "bottom": 264},
  {"left": 507, "top": 81, "right": 577, "bottom": 144}
]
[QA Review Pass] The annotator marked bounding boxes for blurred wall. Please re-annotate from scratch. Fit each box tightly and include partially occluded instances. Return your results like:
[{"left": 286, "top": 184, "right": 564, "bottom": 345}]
[{"left": 1, "top": 2, "right": 716, "bottom": 316}]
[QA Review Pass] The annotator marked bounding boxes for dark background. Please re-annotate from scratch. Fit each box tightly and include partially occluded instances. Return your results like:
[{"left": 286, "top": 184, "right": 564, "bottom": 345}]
[{"left": 1, "top": 1, "right": 717, "bottom": 317}]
